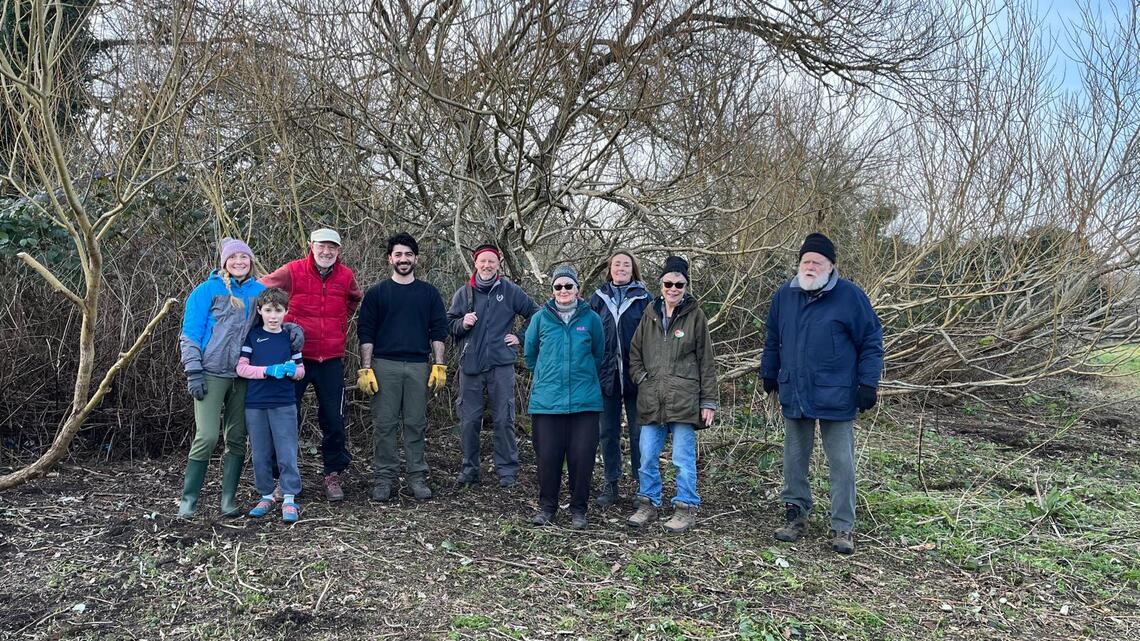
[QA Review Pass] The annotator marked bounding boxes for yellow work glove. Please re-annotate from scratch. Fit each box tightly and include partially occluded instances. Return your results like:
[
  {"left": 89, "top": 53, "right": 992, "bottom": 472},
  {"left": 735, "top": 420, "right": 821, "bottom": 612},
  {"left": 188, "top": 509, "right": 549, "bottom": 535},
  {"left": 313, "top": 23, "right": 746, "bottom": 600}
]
[
  {"left": 427, "top": 364, "right": 447, "bottom": 391},
  {"left": 356, "top": 368, "right": 378, "bottom": 396}
]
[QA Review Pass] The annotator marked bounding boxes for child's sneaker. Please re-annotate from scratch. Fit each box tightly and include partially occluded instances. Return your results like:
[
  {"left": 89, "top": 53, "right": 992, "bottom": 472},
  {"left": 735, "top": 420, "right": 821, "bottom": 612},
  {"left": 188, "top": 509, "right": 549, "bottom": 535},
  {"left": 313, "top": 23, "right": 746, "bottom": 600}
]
[
  {"left": 282, "top": 501, "right": 300, "bottom": 523},
  {"left": 248, "top": 498, "right": 275, "bottom": 518}
]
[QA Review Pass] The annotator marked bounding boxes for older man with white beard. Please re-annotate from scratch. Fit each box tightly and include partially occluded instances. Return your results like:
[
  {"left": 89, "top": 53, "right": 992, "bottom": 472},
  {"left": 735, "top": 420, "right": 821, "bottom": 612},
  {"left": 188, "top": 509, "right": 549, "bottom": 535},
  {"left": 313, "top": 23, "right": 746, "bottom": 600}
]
[{"left": 759, "top": 233, "right": 884, "bottom": 554}]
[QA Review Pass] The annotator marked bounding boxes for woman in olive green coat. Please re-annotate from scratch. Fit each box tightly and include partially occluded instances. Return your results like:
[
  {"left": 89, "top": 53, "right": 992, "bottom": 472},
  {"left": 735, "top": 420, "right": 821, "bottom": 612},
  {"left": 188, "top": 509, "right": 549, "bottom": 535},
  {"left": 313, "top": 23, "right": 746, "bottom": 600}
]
[{"left": 626, "top": 256, "right": 718, "bottom": 533}]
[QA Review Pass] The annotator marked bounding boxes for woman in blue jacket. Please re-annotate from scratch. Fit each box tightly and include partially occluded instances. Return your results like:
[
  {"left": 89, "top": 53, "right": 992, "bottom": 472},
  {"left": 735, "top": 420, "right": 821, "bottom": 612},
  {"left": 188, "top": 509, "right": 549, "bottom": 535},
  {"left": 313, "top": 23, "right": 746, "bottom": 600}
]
[
  {"left": 524, "top": 265, "right": 606, "bottom": 529},
  {"left": 177, "top": 238, "right": 265, "bottom": 518}
]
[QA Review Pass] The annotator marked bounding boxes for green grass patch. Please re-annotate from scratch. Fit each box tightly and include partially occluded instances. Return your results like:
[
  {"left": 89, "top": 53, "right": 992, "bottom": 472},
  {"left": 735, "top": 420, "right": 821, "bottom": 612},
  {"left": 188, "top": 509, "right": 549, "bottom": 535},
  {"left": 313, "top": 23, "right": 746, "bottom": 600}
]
[
  {"left": 1090, "top": 344, "right": 1140, "bottom": 376},
  {"left": 450, "top": 614, "right": 493, "bottom": 630}
]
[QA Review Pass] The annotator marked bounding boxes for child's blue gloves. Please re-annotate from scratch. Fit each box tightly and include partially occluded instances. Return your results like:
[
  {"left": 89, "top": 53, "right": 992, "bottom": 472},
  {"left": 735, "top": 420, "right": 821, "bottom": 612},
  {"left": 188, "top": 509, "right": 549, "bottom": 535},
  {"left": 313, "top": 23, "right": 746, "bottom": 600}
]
[{"left": 265, "top": 361, "right": 297, "bottom": 379}]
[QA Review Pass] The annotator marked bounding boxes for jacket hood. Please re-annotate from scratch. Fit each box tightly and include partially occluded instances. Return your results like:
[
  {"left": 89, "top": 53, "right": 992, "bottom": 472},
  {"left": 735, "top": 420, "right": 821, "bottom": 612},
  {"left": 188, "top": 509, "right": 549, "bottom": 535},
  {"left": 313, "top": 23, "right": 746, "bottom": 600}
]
[{"left": 601, "top": 280, "right": 649, "bottom": 297}]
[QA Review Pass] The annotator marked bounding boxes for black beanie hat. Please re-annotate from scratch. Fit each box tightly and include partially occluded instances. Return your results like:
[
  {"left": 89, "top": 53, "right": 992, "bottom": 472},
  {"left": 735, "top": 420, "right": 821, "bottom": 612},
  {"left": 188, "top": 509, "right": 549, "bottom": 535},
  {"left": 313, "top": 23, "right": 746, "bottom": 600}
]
[
  {"left": 660, "top": 255, "right": 689, "bottom": 281},
  {"left": 799, "top": 233, "right": 836, "bottom": 264}
]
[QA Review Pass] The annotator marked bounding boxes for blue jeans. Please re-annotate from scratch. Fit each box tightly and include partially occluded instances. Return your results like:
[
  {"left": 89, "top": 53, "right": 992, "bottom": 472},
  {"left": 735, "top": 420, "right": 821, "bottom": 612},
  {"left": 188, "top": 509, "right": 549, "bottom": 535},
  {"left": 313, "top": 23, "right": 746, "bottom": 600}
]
[
  {"left": 636, "top": 422, "right": 699, "bottom": 507},
  {"left": 780, "top": 417, "right": 856, "bottom": 531},
  {"left": 599, "top": 391, "right": 640, "bottom": 484},
  {"left": 247, "top": 405, "right": 301, "bottom": 496}
]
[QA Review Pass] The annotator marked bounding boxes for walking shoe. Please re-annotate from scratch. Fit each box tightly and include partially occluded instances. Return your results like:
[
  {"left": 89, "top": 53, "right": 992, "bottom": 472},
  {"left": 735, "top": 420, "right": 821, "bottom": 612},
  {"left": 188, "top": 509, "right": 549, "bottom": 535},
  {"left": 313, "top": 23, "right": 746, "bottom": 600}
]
[
  {"left": 595, "top": 480, "right": 619, "bottom": 508},
  {"left": 532, "top": 510, "right": 556, "bottom": 526},
  {"left": 774, "top": 503, "right": 810, "bottom": 542},
  {"left": 407, "top": 478, "right": 432, "bottom": 500},
  {"left": 830, "top": 529, "right": 856, "bottom": 555},
  {"left": 663, "top": 502, "right": 698, "bottom": 534},
  {"left": 453, "top": 472, "right": 480, "bottom": 488},
  {"left": 281, "top": 501, "right": 300, "bottom": 523},
  {"left": 570, "top": 512, "right": 588, "bottom": 530},
  {"left": 499, "top": 476, "right": 517, "bottom": 488},
  {"left": 370, "top": 482, "right": 393, "bottom": 502},
  {"left": 324, "top": 472, "right": 345, "bottom": 502},
  {"left": 248, "top": 498, "right": 275, "bottom": 518},
  {"left": 626, "top": 496, "right": 658, "bottom": 529}
]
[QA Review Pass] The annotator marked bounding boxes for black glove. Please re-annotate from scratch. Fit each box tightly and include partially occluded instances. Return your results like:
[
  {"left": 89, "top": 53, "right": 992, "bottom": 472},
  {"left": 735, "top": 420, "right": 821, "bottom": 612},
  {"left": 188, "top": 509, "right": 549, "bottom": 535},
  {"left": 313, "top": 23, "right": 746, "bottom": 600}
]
[
  {"left": 284, "top": 322, "right": 304, "bottom": 353},
  {"left": 762, "top": 377, "right": 778, "bottom": 394},
  {"left": 186, "top": 370, "right": 207, "bottom": 401},
  {"left": 856, "top": 385, "right": 877, "bottom": 412}
]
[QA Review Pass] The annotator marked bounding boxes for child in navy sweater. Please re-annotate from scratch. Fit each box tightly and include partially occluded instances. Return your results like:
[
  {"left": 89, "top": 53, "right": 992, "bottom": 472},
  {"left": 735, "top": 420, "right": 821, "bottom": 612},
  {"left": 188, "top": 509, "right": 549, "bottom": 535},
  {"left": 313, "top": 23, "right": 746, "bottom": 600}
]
[{"left": 236, "top": 288, "right": 306, "bottom": 522}]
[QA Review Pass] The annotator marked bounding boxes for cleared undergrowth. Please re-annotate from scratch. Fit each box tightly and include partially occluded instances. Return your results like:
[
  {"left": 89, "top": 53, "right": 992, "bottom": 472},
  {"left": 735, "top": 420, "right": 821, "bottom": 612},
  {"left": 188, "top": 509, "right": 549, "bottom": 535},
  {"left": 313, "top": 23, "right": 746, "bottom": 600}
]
[{"left": 1, "top": 378, "right": 1137, "bottom": 640}]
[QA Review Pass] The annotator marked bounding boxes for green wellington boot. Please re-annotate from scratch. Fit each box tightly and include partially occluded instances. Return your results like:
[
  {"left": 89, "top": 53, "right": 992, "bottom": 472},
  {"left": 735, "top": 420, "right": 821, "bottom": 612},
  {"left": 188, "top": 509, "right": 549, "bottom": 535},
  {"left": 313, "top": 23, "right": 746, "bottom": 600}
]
[
  {"left": 178, "top": 458, "right": 209, "bottom": 517},
  {"left": 219, "top": 453, "right": 245, "bottom": 518}
]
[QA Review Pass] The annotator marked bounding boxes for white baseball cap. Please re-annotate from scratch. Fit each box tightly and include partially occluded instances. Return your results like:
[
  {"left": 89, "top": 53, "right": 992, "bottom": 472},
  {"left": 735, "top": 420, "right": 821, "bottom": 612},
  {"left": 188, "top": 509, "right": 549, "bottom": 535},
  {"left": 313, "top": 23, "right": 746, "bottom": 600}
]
[{"left": 310, "top": 228, "right": 341, "bottom": 245}]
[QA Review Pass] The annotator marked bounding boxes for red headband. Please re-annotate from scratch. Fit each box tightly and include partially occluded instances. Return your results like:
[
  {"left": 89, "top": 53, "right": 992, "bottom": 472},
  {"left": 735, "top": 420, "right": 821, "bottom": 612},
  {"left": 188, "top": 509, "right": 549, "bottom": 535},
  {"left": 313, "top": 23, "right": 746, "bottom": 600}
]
[{"left": 473, "top": 246, "right": 500, "bottom": 260}]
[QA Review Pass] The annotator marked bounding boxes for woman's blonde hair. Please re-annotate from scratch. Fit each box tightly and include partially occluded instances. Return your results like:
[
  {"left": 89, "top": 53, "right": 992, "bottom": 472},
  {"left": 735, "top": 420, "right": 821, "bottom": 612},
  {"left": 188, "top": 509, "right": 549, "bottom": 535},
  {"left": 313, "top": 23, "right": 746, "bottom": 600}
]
[{"left": 219, "top": 269, "right": 245, "bottom": 310}]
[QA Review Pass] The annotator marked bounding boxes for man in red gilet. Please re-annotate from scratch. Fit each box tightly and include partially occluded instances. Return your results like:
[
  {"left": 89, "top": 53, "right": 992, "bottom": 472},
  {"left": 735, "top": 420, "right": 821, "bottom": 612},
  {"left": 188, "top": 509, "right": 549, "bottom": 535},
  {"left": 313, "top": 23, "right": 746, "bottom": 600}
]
[{"left": 262, "top": 228, "right": 363, "bottom": 501}]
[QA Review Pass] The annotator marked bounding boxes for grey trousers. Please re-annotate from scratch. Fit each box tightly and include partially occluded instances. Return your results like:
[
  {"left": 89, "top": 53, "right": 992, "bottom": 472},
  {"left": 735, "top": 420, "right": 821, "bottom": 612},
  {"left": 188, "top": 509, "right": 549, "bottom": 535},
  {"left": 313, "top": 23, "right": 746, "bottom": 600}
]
[
  {"left": 780, "top": 417, "right": 857, "bottom": 531},
  {"left": 371, "top": 358, "right": 430, "bottom": 484},
  {"left": 247, "top": 405, "right": 300, "bottom": 496},
  {"left": 457, "top": 365, "right": 519, "bottom": 481}
]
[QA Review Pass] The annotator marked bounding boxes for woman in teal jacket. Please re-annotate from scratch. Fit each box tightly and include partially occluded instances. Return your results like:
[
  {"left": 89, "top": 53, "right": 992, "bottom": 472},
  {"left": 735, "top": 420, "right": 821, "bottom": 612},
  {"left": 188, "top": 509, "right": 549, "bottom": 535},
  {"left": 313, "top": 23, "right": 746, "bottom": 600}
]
[{"left": 524, "top": 265, "right": 605, "bottom": 529}]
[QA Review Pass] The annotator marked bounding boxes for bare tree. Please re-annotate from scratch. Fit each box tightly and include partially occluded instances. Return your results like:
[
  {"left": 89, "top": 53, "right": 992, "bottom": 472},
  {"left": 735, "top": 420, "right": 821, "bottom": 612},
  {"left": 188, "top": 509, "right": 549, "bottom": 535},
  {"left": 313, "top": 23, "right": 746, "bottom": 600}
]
[{"left": 0, "top": 0, "right": 226, "bottom": 489}]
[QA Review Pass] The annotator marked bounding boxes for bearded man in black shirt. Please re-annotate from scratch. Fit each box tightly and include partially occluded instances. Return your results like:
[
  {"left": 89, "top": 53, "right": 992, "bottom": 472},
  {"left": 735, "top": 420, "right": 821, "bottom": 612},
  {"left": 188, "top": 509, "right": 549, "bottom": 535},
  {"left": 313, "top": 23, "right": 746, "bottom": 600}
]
[{"left": 356, "top": 233, "right": 449, "bottom": 501}]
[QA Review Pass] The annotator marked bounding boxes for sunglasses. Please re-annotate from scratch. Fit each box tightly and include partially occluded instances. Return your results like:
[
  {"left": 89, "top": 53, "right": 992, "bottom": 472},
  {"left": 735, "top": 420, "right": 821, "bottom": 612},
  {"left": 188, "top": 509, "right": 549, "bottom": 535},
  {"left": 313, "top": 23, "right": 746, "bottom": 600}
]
[
  {"left": 553, "top": 283, "right": 577, "bottom": 291},
  {"left": 662, "top": 281, "right": 687, "bottom": 289}
]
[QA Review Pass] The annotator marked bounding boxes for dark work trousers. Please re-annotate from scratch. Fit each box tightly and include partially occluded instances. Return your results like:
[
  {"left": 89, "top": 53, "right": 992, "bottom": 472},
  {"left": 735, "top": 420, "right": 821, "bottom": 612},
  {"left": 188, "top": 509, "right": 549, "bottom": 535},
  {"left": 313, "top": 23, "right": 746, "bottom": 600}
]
[
  {"left": 273, "top": 357, "right": 351, "bottom": 477},
  {"left": 371, "top": 358, "right": 430, "bottom": 483},
  {"left": 532, "top": 412, "right": 600, "bottom": 516},
  {"left": 457, "top": 365, "right": 519, "bottom": 482},
  {"left": 599, "top": 390, "right": 640, "bottom": 484}
]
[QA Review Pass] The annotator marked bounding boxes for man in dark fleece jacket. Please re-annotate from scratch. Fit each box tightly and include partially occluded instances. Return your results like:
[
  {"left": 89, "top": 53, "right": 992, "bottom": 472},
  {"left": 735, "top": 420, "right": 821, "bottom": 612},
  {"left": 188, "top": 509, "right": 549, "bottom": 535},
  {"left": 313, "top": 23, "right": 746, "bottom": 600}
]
[
  {"left": 446, "top": 243, "right": 539, "bottom": 487},
  {"left": 357, "top": 233, "right": 449, "bottom": 502},
  {"left": 760, "top": 232, "right": 884, "bottom": 555}
]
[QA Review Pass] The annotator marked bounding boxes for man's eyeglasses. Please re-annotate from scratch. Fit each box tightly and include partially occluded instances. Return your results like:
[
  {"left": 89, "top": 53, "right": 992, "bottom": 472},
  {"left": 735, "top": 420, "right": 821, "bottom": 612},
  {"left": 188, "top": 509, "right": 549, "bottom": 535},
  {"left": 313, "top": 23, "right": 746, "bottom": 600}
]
[
  {"left": 662, "top": 281, "right": 687, "bottom": 289},
  {"left": 553, "top": 283, "right": 576, "bottom": 291}
]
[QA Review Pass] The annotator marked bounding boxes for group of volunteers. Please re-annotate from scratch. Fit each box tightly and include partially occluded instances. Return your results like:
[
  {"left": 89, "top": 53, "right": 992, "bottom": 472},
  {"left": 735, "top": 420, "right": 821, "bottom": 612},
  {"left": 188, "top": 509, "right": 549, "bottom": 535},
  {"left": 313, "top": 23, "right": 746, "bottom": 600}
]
[{"left": 177, "top": 228, "right": 883, "bottom": 554}]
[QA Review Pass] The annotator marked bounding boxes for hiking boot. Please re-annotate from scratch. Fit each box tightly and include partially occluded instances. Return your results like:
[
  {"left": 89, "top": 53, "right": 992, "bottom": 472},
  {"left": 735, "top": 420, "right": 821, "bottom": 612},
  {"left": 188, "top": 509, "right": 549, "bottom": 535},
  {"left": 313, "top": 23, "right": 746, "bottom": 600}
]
[
  {"left": 178, "top": 458, "right": 208, "bottom": 518},
  {"left": 830, "top": 529, "right": 856, "bottom": 555},
  {"left": 281, "top": 501, "right": 300, "bottom": 523},
  {"left": 570, "top": 512, "right": 588, "bottom": 530},
  {"left": 532, "top": 510, "right": 556, "bottom": 526},
  {"left": 324, "top": 471, "right": 345, "bottom": 502},
  {"left": 370, "top": 482, "right": 393, "bottom": 502},
  {"left": 774, "top": 503, "right": 810, "bottom": 542},
  {"left": 626, "top": 496, "right": 658, "bottom": 529},
  {"left": 499, "top": 476, "right": 517, "bottom": 488},
  {"left": 595, "top": 480, "right": 619, "bottom": 508},
  {"left": 408, "top": 478, "right": 432, "bottom": 500},
  {"left": 663, "top": 502, "right": 698, "bottom": 534}
]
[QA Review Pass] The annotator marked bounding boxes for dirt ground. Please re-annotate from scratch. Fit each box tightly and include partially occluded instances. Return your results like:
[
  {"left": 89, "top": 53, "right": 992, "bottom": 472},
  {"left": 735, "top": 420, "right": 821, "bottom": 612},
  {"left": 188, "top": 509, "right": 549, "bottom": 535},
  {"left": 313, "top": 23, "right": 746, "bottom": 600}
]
[{"left": 1, "top": 383, "right": 1138, "bottom": 640}]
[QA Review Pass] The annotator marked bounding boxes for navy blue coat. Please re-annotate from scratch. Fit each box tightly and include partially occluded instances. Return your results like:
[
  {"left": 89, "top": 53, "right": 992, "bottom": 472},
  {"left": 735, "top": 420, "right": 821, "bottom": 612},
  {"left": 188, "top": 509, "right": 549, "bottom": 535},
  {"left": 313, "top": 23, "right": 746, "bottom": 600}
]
[
  {"left": 760, "top": 270, "right": 884, "bottom": 421},
  {"left": 589, "top": 282, "right": 651, "bottom": 398}
]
